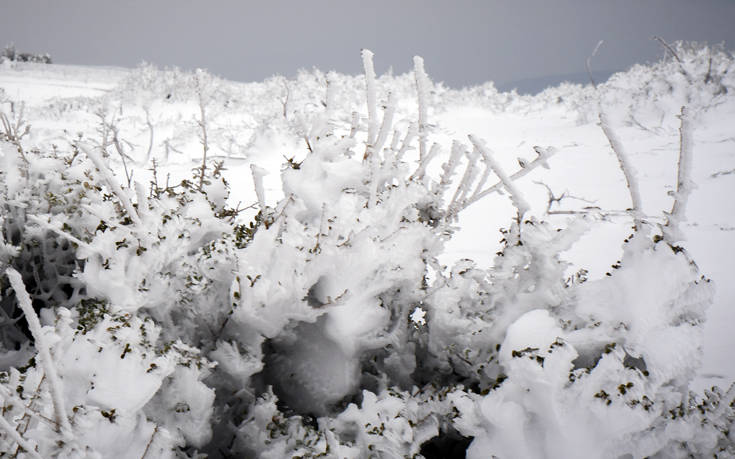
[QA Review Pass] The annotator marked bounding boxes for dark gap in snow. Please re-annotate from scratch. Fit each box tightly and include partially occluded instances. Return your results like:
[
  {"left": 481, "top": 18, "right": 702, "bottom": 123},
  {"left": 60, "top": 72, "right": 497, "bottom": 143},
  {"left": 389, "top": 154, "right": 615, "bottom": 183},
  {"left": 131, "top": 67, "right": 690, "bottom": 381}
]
[
  {"left": 419, "top": 428, "right": 473, "bottom": 459},
  {"left": 623, "top": 351, "right": 648, "bottom": 374}
]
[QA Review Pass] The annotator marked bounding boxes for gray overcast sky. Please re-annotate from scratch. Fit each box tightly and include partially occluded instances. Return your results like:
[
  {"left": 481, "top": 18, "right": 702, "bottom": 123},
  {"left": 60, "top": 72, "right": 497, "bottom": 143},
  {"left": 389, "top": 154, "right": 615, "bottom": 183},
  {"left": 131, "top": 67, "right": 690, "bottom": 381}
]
[{"left": 2, "top": 1, "right": 735, "bottom": 92}]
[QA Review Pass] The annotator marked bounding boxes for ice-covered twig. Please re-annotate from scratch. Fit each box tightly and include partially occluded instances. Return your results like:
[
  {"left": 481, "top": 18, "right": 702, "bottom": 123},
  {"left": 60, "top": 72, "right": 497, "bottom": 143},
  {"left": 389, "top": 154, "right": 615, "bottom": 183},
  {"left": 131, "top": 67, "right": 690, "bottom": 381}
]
[
  {"left": 0, "top": 414, "right": 42, "bottom": 459},
  {"left": 26, "top": 215, "right": 96, "bottom": 253},
  {"left": 140, "top": 426, "right": 159, "bottom": 459},
  {"left": 434, "top": 140, "right": 464, "bottom": 198},
  {"left": 110, "top": 125, "right": 133, "bottom": 188},
  {"left": 413, "top": 56, "right": 430, "bottom": 161},
  {"left": 250, "top": 164, "right": 268, "bottom": 213},
  {"left": 0, "top": 102, "right": 31, "bottom": 168},
  {"left": 81, "top": 144, "right": 142, "bottom": 227},
  {"left": 411, "top": 143, "right": 441, "bottom": 181},
  {"left": 457, "top": 146, "right": 555, "bottom": 212},
  {"left": 535, "top": 181, "right": 596, "bottom": 214},
  {"left": 196, "top": 82, "right": 210, "bottom": 191},
  {"left": 5, "top": 268, "right": 73, "bottom": 439},
  {"left": 395, "top": 122, "right": 418, "bottom": 164},
  {"left": 361, "top": 49, "right": 378, "bottom": 149},
  {"left": 652, "top": 36, "right": 694, "bottom": 85},
  {"left": 664, "top": 106, "right": 695, "bottom": 241},
  {"left": 586, "top": 40, "right": 604, "bottom": 89},
  {"left": 599, "top": 112, "right": 643, "bottom": 229},
  {"left": 143, "top": 107, "right": 154, "bottom": 165},
  {"left": 446, "top": 147, "right": 479, "bottom": 216},
  {"left": 468, "top": 135, "right": 530, "bottom": 216},
  {"left": 368, "top": 143, "right": 381, "bottom": 208},
  {"left": 364, "top": 92, "right": 396, "bottom": 161},
  {"left": 547, "top": 208, "right": 666, "bottom": 226},
  {"left": 653, "top": 36, "right": 682, "bottom": 64}
]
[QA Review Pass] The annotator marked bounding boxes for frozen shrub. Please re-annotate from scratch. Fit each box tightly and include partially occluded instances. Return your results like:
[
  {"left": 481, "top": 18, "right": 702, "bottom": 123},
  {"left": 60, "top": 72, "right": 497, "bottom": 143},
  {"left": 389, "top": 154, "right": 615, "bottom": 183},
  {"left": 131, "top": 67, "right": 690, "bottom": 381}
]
[
  {"left": 1, "top": 44, "right": 51, "bottom": 64},
  {"left": 0, "top": 45, "right": 733, "bottom": 457}
]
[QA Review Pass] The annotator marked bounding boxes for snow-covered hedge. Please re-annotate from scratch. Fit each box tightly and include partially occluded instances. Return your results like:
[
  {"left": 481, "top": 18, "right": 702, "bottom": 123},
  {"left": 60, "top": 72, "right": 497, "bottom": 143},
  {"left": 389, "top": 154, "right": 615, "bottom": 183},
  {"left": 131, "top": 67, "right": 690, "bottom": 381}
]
[{"left": 1, "top": 44, "right": 734, "bottom": 458}]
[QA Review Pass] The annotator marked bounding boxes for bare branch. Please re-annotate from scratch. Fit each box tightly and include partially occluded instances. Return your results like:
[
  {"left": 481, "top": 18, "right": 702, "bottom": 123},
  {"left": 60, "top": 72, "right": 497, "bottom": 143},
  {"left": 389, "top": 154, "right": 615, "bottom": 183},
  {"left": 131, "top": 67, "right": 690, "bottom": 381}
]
[
  {"left": 653, "top": 36, "right": 682, "bottom": 64},
  {"left": 586, "top": 40, "right": 604, "bottom": 89},
  {"left": 140, "top": 426, "right": 159, "bottom": 459}
]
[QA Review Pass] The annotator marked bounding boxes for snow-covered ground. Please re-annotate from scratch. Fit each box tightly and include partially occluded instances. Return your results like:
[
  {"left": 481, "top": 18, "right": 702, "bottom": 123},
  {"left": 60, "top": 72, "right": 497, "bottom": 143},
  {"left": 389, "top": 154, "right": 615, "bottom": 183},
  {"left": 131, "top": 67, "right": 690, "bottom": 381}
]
[{"left": 1, "top": 48, "right": 734, "bottom": 456}]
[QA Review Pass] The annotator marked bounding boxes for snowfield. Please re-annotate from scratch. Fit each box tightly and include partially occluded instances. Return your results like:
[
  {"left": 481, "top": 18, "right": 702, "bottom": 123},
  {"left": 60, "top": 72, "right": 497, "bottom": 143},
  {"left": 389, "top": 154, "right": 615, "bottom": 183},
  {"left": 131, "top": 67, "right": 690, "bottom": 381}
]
[{"left": 1, "top": 43, "right": 734, "bottom": 457}]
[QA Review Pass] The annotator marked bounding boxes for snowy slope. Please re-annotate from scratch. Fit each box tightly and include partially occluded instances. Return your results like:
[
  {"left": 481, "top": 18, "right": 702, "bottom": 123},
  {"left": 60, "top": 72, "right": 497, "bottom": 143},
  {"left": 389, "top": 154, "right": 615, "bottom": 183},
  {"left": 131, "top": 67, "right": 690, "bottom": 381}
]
[{"left": 1, "top": 49, "right": 734, "bottom": 395}]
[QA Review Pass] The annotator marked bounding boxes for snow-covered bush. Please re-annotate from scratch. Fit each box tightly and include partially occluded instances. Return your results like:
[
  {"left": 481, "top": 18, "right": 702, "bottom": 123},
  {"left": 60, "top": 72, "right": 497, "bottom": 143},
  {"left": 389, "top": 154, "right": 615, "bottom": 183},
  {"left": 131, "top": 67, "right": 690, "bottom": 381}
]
[
  {"left": 0, "top": 45, "right": 733, "bottom": 457},
  {"left": 598, "top": 41, "right": 735, "bottom": 132},
  {"left": 1, "top": 45, "right": 52, "bottom": 65}
]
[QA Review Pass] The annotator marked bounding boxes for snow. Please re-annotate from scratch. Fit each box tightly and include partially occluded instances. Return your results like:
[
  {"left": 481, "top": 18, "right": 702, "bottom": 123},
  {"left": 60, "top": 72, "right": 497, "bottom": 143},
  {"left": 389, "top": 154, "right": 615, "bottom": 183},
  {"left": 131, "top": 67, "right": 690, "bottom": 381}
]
[{"left": 1, "top": 43, "right": 734, "bottom": 456}]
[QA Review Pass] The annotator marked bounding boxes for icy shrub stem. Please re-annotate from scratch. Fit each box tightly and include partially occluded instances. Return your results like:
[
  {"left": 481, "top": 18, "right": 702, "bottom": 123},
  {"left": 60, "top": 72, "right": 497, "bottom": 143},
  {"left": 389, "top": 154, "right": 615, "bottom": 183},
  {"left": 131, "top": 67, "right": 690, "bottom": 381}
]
[
  {"left": 361, "top": 49, "right": 378, "bottom": 151},
  {"left": 414, "top": 56, "right": 430, "bottom": 161},
  {"left": 0, "top": 415, "right": 42, "bottom": 459},
  {"left": 599, "top": 111, "right": 643, "bottom": 229},
  {"left": 5, "top": 268, "right": 73, "bottom": 439},
  {"left": 468, "top": 134, "right": 530, "bottom": 216},
  {"left": 665, "top": 106, "right": 695, "bottom": 241},
  {"left": 82, "top": 144, "right": 142, "bottom": 227},
  {"left": 250, "top": 164, "right": 267, "bottom": 212}
]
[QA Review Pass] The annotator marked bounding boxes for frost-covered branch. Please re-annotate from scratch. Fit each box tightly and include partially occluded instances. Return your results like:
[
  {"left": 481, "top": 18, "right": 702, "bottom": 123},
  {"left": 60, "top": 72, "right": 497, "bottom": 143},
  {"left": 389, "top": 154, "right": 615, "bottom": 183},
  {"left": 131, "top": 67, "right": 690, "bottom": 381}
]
[
  {"left": 411, "top": 143, "right": 440, "bottom": 181},
  {"left": 0, "top": 102, "right": 31, "bottom": 167},
  {"left": 364, "top": 92, "right": 396, "bottom": 161},
  {"left": 196, "top": 83, "right": 210, "bottom": 191},
  {"left": 434, "top": 140, "right": 464, "bottom": 198},
  {"left": 456, "top": 146, "right": 554, "bottom": 213},
  {"left": 26, "top": 215, "right": 96, "bottom": 253},
  {"left": 0, "top": 414, "right": 42, "bottom": 459},
  {"left": 81, "top": 144, "right": 142, "bottom": 227},
  {"left": 664, "top": 106, "right": 695, "bottom": 241},
  {"left": 414, "top": 56, "right": 430, "bottom": 161},
  {"left": 110, "top": 124, "right": 134, "bottom": 188},
  {"left": 5, "top": 268, "right": 73, "bottom": 439},
  {"left": 446, "top": 146, "right": 479, "bottom": 216},
  {"left": 250, "top": 164, "right": 267, "bottom": 213},
  {"left": 143, "top": 107, "right": 155, "bottom": 165},
  {"left": 653, "top": 36, "right": 694, "bottom": 85},
  {"left": 599, "top": 112, "right": 643, "bottom": 229},
  {"left": 395, "top": 122, "right": 418, "bottom": 164},
  {"left": 361, "top": 49, "right": 378, "bottom": 151},
  {"left": 468, "top": 135, "right": 530, "bottom": 216},
  {"left": 586, "top": 40, "right": 604, "bottom": 89}
]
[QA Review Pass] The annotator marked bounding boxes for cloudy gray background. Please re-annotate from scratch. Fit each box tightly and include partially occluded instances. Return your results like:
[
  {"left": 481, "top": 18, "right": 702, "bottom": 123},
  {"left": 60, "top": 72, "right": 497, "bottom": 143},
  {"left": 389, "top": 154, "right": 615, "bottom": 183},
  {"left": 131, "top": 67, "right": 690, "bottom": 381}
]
[{"left": 2, "top": 0, "right": 735, "bottom": 93}]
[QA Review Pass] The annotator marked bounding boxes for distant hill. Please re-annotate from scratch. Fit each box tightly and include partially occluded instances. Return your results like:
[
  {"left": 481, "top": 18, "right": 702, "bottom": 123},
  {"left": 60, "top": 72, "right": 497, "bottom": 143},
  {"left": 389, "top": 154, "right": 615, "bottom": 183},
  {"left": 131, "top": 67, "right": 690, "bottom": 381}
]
[{"left": 496, "top": 69, "right": 618, "bottom": 94}]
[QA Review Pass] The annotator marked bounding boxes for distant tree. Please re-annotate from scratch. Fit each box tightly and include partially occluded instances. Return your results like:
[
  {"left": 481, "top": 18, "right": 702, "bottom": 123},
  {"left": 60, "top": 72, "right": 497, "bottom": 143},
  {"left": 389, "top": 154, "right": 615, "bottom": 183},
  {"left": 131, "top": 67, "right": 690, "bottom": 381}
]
[{"left": 1, "top": 44, "right": 52, "bottom": 64}]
